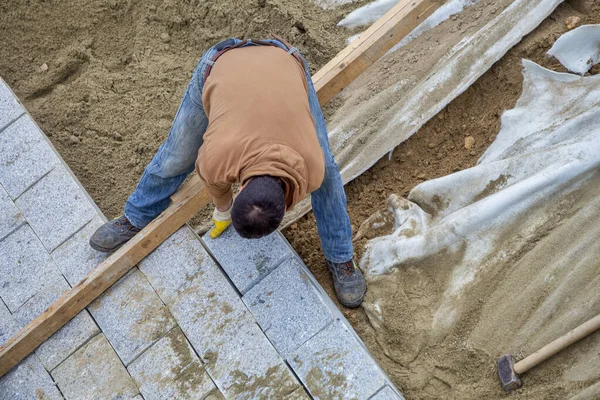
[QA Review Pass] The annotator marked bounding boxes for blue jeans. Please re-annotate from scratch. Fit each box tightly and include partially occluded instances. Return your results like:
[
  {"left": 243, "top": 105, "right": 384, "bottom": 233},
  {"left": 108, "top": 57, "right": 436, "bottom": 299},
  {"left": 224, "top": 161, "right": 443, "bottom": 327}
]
[{"left": 124, "top": 38, "right": 353, "bottom": 262}]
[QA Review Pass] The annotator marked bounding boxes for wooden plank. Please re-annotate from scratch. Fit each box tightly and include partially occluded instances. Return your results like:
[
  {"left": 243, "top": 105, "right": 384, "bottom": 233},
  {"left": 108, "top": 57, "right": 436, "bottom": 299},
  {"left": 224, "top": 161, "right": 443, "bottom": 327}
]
[
  {"left": 313, "top": 0, "right": 441, "bottom": 104},
  {"left": 0, "top": 182, "right": 211, "bottom": 377},
  {"left": 0, "top": 0, "right": 440, "bottom": 376}
]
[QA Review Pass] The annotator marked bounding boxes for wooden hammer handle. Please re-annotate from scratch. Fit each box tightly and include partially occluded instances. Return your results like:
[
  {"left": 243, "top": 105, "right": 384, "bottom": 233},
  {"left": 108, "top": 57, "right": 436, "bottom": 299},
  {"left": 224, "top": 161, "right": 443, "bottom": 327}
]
[{"left": 514, "top": 313, "right": 600, "bottom": 374}]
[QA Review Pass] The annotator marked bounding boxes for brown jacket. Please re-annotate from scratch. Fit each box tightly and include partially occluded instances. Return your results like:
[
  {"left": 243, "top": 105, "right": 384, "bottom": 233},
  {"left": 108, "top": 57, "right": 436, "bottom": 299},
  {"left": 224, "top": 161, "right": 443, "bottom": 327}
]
[{"left": 195, "top": 45, "right": 325, "bottom": 210}]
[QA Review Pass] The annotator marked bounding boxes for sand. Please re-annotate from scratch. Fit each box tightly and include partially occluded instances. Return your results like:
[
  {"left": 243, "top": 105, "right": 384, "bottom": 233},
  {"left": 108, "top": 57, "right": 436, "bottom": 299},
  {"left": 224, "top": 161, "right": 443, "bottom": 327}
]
[{"left": 1, "top": 0, "right": 599, "bottom": 399}]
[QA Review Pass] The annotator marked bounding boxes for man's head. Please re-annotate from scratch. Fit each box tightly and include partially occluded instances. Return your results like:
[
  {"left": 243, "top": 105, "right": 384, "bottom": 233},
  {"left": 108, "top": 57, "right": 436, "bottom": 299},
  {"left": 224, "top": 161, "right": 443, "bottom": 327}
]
[{"left": 232, "top": 176, "right": 286, "bottom": 239}]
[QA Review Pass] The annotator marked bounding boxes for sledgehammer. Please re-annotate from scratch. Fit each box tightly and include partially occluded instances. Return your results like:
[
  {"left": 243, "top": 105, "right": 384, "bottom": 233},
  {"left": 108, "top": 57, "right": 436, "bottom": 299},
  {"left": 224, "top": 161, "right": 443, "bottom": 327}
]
[{"left": 497, "top": 313, "right": 600, "bottom": 391}]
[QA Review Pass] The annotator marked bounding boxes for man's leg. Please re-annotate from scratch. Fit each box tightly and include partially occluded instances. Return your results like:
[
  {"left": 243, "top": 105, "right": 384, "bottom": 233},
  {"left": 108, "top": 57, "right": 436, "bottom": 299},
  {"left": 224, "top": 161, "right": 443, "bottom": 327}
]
[
  {"left": 90, "top": 74, "right": 208, "bottom": 252},
  {"left": 292, "top": 45, "right": 366, "bottom": 307}
]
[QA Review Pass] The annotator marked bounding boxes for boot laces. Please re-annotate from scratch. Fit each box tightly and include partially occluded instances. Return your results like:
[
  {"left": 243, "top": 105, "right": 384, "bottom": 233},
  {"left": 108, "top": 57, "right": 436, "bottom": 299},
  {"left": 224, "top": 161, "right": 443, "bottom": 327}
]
[{"left": 340, "top": 261, "right": 355, "bottom": 277}]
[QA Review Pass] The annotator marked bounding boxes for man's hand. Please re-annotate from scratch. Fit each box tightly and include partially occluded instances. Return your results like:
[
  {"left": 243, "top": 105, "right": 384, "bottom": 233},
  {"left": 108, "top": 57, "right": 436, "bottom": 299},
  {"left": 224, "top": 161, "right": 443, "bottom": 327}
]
[{"left": 209, "top": 203, "right": 232, "bottom": 239}]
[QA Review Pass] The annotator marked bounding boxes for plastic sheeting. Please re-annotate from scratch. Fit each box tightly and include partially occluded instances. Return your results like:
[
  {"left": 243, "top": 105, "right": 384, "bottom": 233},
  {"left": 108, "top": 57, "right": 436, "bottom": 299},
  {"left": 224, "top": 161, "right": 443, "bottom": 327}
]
[
  {"left": 283, "top": 0, "right": 562, "bottom": 226},
  {"left": 548, "top": 25, "right": 600, "bottom": 75},
  {"left": 361, "top": 43, "right": 600, "bottom": 398}
]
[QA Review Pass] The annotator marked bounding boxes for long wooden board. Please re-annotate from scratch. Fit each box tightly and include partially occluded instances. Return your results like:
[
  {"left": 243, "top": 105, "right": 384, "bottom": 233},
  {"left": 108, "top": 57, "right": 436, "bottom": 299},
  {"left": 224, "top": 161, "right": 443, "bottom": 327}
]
[
  {"left": 313, "top": 0, "right": 441, "bottom": 105},
  {"left": 0, "top": 0, "right": 438, "bottom": 377}
]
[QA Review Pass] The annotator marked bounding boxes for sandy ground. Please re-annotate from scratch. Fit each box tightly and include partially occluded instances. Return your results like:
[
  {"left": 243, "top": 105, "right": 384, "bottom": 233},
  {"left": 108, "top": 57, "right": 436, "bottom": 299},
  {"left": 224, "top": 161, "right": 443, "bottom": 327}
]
[{"left": 1, "top": 0, "right": 599, "bottom": 399}]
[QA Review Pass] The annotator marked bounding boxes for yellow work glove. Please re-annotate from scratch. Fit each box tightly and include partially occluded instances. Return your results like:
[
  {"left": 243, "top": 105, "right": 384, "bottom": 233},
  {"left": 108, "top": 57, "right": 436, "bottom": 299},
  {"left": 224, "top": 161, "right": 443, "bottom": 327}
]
[{"left": 209, "top": 206, "right": 232, "bottom": 239}]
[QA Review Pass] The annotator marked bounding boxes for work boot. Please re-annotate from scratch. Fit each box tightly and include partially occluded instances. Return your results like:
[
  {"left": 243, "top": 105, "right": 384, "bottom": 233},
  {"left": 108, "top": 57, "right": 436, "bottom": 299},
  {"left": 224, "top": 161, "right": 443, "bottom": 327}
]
[
  {"left": 326, "top": 258, "right": 366, "bottom": 308},
  {"left": 89, "top": 215, "right": 141, "bottom": 253}
]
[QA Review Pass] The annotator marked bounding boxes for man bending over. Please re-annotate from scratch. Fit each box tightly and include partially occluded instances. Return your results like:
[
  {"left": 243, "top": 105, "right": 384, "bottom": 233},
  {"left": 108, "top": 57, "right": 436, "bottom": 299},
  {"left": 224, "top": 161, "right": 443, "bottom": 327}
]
[{"left": 89, "top": 37, "right": 366, "bottom": 308}]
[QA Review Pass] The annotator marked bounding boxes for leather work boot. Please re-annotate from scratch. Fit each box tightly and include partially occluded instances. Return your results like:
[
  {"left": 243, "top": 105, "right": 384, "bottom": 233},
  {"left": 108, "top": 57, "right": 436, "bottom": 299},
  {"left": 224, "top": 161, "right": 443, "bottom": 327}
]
[
  {"left": 326, "top": 259, "right": 366, "bottom": 308},
  {"left": 89, "top": 215, "right": 141, "bottom": 253}
]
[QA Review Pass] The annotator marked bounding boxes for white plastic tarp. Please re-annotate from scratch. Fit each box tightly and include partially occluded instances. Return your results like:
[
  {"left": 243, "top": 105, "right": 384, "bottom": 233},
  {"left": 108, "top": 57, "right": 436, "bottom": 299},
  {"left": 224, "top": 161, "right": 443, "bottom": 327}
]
[
  {"left": 283, "top": 0, "right": 563, "bottom": 226},
  {"left": 360, "top": 39, "right": 600, "bottom": 398}
]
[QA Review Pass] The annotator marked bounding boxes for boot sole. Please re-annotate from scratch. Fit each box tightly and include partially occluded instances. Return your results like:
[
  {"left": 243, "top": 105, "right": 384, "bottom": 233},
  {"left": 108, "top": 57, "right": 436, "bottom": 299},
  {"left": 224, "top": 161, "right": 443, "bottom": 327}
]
[{"left": 89, "top": 240, "right": 124, "bottom": 253}]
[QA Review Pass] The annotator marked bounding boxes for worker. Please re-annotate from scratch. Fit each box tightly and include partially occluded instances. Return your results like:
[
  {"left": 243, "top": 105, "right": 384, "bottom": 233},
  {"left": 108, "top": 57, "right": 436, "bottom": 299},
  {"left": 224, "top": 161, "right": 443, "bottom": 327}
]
[{"left": 89, "top": 37, "right": 366, "bottom": 308}]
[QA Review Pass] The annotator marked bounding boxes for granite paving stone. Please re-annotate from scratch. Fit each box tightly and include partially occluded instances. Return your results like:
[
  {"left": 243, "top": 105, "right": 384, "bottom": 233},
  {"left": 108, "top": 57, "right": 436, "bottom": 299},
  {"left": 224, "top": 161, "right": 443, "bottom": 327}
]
[
  {"left": 0, "top": 224, "right": 64, "bottom": 312},
  {"left": 128, "top": 327, "right": 216, "bottom": 400},
  {"left": 88, "top": 268, "right": 177, "bottom": 366},
  {"left": 203, "top": 227, "right": 292, "bottom": 294},
  {"left": 16, "top": 165, "right": 97, "bottom": 251},
  {"left": 10, "top": 271, "right": 101, "bottom": 371},
  {"left": 0, "top": 114, "right": 58, "bottom": 199},
  {"left": 51, "top": 216, "right": 108, "bottom": 285},
  {"left": 202, "top": 321, "right": 302, "bottom": 400},
  {"left": 0, "top": 183, "right": 24, "bottom": 241},
  {"left": 12, "top": 272, "right": 71, "bottom": 326},
  {"left": 0, "top": 300, "right": 20, "bottom": 347},
  {"left": 0, "top": 78, "right": 25, "bottom": 131},
  {"left": 243, "top": 257, "right": 334, "bottom": 358},
  {"left": 370, "top": 386, "right": 404, "bottom": 400},
  {"left": 139, "top": 226, "right": 224, "bottom": 305},
  {"left": 36, "top": 310, "right": 101, "bottom": 372},
  {"left": 52, "top": 334, "right": 139, "bottom": 400},
  {"left": 289, "top": 319, "right": 388, "bottom": 400},
  {"left": 0, "top": 354, "right": 63, "bottom": 400}
]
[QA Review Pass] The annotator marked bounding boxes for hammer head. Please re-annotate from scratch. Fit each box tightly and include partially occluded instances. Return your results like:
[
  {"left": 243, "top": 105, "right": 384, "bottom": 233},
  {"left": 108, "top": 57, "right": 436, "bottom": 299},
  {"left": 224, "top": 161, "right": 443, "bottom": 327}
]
[{"left": 497, "top": 354, "right": 522, "bottom": 391}]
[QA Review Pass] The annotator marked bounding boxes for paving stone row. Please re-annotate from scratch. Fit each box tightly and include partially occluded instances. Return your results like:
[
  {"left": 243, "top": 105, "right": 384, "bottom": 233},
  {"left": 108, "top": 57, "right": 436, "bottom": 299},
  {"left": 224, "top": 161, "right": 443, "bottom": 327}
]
[
  {"left": 204, "top": 229, "right": 405, "bottom": 400},
  {"left": 0, "top": 76, "right": 403, "bottom": 399}
]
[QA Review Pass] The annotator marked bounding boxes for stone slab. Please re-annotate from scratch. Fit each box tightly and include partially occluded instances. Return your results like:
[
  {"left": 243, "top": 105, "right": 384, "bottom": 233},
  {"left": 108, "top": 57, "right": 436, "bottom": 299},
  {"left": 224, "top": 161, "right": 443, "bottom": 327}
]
[
  {"left": 128, "top": 327, "right": 216, "bottom": 400},
  {"left": 36, "top": 310, "right": 101, "bottom": 372},
  {"left": 203, "top": 227, "right": 292, "bottom": 294},
  {"left": 16, "top": 165, "right": 96, "bottom": 251},
  {"left": 0, "top": 114, "right": 58, "bottom": 199},
  {"left": 0, "top": 183, "right": 24, "bottom": 241},
  {"left": 0, "top": 224, "right": 64, "bottom": 312},
  {"left": 243, "top": 257, "right": 334, "bottom": 358},
  {"left": 10, "top": 271, "right": 101, "bottom": 371},
  {"left": 371, "top": 386, "right": 404, "bottom": 400},
  {"left": 51, "top": 216, "right": 108, "bottom": 285},
  {"left": 139, "top": 226, "right": 224, "bottom": 305},
  {"left": 0, "top": 300, "right": 20, "bottom": 347},
  {"left": 0, "top": 78, "right": 25, "bottom": 131},
  {"left": 202, "top": 321, "right": 301, "bottom": 400},
  {"left": 88, "top": 268, "right": 177, "bottom": 366},
  {"left": 0, "top": 354, "right": 63, "bottom": 400},
  {"left": 289, "top": 319, "right": 388, "bottom": 400},
  {"left": 285, "top": 387, "right": 312, "bottom": 399},
  {"left": 52, "top": 334, "right": 139, "bottom": 399}
]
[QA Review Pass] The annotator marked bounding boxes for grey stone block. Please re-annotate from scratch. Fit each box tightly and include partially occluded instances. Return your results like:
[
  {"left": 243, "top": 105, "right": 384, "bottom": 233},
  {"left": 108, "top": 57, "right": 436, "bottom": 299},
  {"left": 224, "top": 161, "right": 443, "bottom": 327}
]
[
  {"left": 243, "top": 257, "right": 334, "bottom": 358},
  {"left": 166, "top": 255, "right": 254, "bottom": 358},
  {"left": 139, "top": 226, "right": 223, "bottom": 305},
  {"left": 12, "top": 272, "right": 71, "bottom": 327},
  {"left": 0, "top": 224, "right": 63, "bottom": 312},
  {"left": 88, "top": 268, "right": 177, "bottom": 366},
  {"left": 10, "top": 270, "right": 100, "bottom": 371},
  {"left": 0, "top": 184, "right": 23, "bottom": 241},
  {"left": 16, "top": 165, "right": 96, "bottom": 251},
  {"left": 128, "top": 327, "right": 216, "bottom": 400},
  {"left": 52, "top": 334, "right": 139, "bottom": 400},
  {"left": 51, "top": 216, "right": 108, "bottom": 285},
  {"left": 0, "top": 78, "right": 25, "bottom": 131},
  {"left": 36, "top": 310, "right": 100, "bottom": 372},
  {"left": 202, "top": 321, "right": 301, "bottom": 400},
  {"left": 0, "top": 300, "right": 19, "bottom": 347},
  {"left": 203, "top": 228, "right": 292, "bottom": 294},
  {"left": 0, "top": 354, "right": 63, "bottom": 400},
  {"left": 0, "top": 114, "right": 58, "bottom": 199},
  {"left": 289, "top": 319, "right": 388, "bottom": 400},
  {"left": 370, "top": 386, "right": 404, "bottom": 400}
]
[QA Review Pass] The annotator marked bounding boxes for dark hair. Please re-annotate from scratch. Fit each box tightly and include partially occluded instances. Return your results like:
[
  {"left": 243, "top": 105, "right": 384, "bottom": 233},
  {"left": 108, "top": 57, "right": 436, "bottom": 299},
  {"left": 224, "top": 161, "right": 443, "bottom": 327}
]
[{"left": 232, "top": 176, "right": 286, "bottom": 239}]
